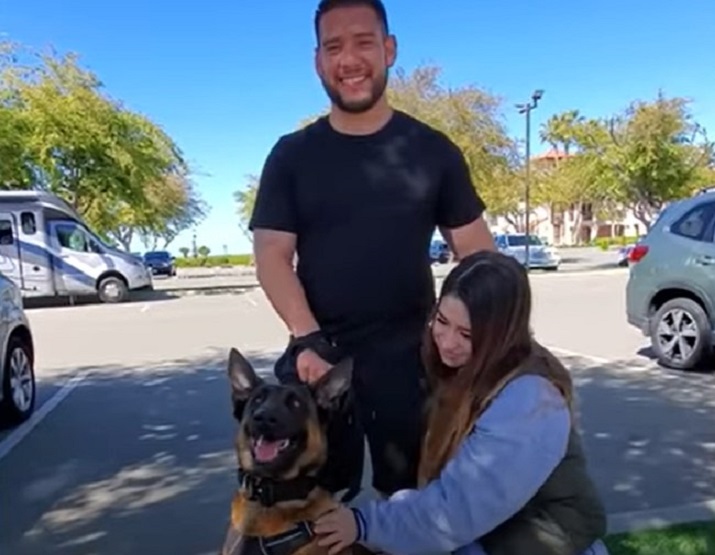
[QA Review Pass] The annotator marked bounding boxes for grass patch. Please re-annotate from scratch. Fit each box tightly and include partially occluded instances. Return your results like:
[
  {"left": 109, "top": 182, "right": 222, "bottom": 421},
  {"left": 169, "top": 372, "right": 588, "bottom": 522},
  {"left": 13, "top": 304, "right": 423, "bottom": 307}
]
[{"left": 604, "top": 521, "right": 715, "bottom": 555}]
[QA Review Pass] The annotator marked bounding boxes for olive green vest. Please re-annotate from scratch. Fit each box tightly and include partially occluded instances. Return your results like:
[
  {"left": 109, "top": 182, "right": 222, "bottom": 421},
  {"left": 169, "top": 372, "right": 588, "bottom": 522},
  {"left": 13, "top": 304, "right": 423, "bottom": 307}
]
[
  {"left": 477, "top": 370, "right": 607, "bottom": 555},
  {"left": 480, "top": 428, "right": 607, "bottom": 555}
]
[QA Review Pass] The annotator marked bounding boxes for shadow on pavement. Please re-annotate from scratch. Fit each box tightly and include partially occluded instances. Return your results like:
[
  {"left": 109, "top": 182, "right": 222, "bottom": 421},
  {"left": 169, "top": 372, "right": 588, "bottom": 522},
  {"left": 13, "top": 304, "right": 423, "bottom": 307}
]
[
  {"left": 560, "top": 353, "right": 715, "bottom": 516},
  {"left": 0, "top": 349, "right": 280, "bottom": 555},
  {"left": 2, "top": 350, "right": 715, "bottom": 554}
]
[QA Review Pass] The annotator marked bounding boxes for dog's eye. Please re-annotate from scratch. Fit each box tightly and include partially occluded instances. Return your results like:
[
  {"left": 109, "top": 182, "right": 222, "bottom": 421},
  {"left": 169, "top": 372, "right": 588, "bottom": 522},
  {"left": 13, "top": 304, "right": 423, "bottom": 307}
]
[
  {"left": 252, "top": 391, "right": 267, "bottom": 405},
  {"left": 286, "top": 392, "right": 302, "bottom": 410}
]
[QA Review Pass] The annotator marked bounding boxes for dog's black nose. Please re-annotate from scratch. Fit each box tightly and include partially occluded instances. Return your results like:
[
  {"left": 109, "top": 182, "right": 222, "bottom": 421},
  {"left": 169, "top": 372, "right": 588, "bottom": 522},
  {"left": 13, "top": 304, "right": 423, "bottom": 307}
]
[{"left": 252, "top": 408, "right": 278, "bottom": 429}]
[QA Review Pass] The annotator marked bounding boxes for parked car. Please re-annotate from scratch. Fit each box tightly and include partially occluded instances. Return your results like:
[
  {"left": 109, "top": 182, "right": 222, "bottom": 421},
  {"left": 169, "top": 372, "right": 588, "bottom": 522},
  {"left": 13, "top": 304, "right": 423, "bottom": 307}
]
[
  {"left": 429, "top": 239, "right": 451, "bottom": 264},
  {"left": 616, "top": 244, "right": 633, "bottom": 267},
  {"left": 626, "top": 190, "right": 715, "bottom": 370},
  {"left": 494, "top": 233, "right": 561, "bottom": 270},
  {"left": 616, "top": 236, "right": 645, "bottom": 267},
  {"left": 143, "top": 251, "right": 177, "bottom": 277},
  {"left": 0, "top": 190, "right": 153, "bottom": 304},
  {"left": 0, "top": 272, "right": 36, "bottom": 426}
]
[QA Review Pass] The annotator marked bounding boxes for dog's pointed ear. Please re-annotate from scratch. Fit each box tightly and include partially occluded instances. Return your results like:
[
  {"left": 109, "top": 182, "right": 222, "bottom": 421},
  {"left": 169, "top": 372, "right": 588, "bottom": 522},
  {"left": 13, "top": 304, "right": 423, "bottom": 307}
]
[
  {"left": 227, "top": 347, "right": 262, "bottom": 405},
  {"left": 313, "top": 357, "right": 353, "bottom": 409}
]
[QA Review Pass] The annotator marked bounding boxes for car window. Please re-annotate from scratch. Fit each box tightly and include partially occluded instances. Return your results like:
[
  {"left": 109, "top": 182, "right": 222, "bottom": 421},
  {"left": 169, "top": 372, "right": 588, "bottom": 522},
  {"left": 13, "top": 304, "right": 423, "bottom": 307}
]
[
  {"left": 670, "top": 203, "right": 715, "bottom": 241},
  {"left": 145, "top": 251, "right": 171, "bottom": 260},
  {"left": 20, "top": 212, "right": 36, "bottom": 235},
  {"left": 506, "top": 234, "right": 542, "bottom": 247},
  {"left": 0, "top": 219, "right": 14, "bottom": 245},
  {"left": 56, "top": 224, "right": 89, "bottom": 252}
]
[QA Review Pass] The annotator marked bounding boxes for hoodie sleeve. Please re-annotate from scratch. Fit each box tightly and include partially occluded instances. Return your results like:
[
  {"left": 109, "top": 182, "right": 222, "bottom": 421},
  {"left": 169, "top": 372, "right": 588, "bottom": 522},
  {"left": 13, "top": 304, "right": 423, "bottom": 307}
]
[{"left": 354, "top": 374, "right": 571, "bottom": 555}]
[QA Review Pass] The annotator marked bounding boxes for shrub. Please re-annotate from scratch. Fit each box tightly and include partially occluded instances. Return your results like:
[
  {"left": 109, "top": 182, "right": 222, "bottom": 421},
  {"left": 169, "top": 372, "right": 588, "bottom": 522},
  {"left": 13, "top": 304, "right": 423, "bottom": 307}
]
[{"left": 174, "top": 254, "right": 253, "bottom": 268}]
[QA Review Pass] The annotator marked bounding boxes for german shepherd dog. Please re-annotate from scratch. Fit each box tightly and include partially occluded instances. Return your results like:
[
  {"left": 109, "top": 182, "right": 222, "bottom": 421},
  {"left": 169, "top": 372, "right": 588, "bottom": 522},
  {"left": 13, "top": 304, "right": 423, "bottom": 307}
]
[{"left": 220, "top": 348, "right": 373, "bottom": 555}]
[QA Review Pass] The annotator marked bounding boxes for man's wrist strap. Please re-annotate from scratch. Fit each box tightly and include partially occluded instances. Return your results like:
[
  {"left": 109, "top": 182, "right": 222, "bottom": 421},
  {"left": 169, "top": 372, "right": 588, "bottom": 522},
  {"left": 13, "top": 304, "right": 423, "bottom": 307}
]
[{"left": 288, "top": 330, "right": 340, "bottom": 363}]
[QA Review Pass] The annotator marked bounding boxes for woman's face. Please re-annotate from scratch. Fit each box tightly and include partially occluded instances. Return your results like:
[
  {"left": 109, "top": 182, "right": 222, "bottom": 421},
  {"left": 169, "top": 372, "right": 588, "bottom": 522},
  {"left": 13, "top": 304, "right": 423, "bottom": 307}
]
[{"left": 431, "top": 294, "right": 472, "bottom": 368}]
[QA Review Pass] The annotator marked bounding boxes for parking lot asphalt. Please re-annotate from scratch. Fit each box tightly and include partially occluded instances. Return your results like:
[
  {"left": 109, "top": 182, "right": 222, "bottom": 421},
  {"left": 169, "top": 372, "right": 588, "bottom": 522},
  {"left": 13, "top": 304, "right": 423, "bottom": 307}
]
[{"left": 1, "top": 269, "right": 714, "bottom": 554}]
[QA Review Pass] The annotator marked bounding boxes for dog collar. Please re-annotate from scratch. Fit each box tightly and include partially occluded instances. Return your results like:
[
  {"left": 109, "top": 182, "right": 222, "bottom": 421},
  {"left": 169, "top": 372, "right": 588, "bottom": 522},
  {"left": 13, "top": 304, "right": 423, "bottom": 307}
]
[{"left": 237, "top": 469, "right": 318, "bottom": 507}]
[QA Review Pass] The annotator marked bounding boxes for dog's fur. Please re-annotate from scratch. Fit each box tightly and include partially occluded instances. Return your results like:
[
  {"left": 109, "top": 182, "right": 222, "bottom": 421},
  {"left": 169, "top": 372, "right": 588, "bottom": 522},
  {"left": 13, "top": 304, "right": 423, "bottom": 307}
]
[{"left": 220, "top": 347, "right": 372, "bottom": 555}]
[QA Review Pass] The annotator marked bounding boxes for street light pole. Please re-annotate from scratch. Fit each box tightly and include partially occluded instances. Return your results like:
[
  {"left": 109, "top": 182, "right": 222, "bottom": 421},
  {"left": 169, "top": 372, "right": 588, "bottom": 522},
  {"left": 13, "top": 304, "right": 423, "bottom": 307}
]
[{"left": 516, "top": 90, "right": 544, "bottom": 273}]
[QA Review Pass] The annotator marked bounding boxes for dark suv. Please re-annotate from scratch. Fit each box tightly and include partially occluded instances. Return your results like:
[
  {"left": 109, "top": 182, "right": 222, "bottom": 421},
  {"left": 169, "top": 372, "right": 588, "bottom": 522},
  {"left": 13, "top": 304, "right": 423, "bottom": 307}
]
[
  {"left": 143, "top": 250, "right": 177, "bottom": 277},
  {"left": 626, "top": 189, "right": 715, "bottom": 370}
]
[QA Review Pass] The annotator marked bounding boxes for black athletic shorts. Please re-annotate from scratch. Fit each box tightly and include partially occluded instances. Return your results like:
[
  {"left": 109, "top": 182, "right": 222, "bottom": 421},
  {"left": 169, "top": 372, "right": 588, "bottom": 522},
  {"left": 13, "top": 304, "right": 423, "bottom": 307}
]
[{"left": 352, "top": 337, "right": 428, "bottom": 495}]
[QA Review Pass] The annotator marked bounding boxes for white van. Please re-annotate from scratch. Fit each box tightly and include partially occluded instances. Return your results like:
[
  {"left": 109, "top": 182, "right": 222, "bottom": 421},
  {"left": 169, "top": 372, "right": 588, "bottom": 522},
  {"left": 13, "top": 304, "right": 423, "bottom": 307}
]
[{"left": 0, "top": 190, "right": 153, "bottom": 303}]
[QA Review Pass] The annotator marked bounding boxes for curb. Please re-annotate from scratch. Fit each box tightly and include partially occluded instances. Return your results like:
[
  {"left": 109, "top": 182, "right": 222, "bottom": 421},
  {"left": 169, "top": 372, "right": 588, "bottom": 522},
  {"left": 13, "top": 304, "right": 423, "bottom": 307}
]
[
  {"left": 152, "top": 284, "right": 258, "bottom": 296},
  {"left": 607, "top": 499, "right": 715, "bottom": 534},
  {"left": 154, "top": 265, "right": 627, "bottom": 296},
  {"left": 171, "top": 264, "right": 624, "bottom": 282}
]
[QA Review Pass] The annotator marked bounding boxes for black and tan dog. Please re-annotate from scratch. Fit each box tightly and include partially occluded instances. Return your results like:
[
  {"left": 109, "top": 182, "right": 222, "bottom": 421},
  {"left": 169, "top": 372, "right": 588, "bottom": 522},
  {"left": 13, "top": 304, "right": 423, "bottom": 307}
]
[{"left": 219, "top": 347, "right": 372, "bottom": 555}]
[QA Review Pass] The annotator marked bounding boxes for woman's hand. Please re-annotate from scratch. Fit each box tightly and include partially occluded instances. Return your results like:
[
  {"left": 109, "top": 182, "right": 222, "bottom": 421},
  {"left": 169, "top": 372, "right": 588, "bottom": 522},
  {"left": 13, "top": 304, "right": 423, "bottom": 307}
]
[{"left": 314, "top": 505, "right": 359, "bottom": 555}]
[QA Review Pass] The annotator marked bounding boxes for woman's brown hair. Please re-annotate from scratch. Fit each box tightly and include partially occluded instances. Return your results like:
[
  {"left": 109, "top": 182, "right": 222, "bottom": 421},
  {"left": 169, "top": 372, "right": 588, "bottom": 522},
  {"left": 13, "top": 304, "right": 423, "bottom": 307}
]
[{"left": 417, "top": 250, "right": 574, "bottom": 486}]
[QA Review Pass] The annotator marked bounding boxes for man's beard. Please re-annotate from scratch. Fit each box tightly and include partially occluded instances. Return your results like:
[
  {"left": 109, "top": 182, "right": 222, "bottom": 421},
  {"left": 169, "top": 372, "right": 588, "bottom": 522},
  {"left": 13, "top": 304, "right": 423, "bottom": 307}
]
[{"left": 320, "top": 70, "right": 389, "bottom": 114}]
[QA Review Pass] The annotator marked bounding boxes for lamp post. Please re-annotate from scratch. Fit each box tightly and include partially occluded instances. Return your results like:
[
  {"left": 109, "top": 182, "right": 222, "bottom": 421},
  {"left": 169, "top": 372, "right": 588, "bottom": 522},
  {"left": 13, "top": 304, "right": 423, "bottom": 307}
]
[{"left": 516, "top": 89, "right": 544, "bottom": 273}]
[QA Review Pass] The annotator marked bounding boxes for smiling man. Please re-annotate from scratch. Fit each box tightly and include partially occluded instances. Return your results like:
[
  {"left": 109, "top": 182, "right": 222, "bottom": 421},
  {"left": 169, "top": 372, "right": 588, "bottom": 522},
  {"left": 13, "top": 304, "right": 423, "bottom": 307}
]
[{"left": 249, "top": 0, "right": 495, "bottom": 500}]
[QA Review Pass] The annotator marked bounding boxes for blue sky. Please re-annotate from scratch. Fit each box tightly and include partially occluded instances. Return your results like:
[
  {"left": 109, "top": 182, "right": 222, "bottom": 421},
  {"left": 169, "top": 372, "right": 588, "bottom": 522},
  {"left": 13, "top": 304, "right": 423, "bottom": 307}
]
[{"left": 2, "top": 0, "right": 713, "bottom": 255}]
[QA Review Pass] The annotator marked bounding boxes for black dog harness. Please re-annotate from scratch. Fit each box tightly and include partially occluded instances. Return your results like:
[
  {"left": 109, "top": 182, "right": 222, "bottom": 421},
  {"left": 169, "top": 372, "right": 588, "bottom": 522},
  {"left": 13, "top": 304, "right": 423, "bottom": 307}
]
[{"left": 235, "top": 469, "right": 318, "bottom": 555}]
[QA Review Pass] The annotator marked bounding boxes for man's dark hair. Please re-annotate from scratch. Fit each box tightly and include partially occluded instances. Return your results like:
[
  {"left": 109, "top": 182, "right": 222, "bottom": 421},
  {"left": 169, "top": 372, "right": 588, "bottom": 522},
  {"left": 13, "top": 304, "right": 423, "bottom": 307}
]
[{"left": 314, "top": 0, "right": 390, "bottom": 43}]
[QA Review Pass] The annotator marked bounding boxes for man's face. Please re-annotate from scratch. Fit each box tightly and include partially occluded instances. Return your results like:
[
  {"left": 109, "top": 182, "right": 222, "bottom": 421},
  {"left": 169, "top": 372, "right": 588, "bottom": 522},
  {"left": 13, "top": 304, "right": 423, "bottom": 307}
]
[{"left": 315, "top": 5, "right": 396, "bottom": 114}]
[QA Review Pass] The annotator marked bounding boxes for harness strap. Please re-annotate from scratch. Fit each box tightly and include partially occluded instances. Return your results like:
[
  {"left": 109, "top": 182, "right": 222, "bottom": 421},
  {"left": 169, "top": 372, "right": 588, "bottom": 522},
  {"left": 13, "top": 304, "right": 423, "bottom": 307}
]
[{"left": 254, "top": 521, "right": 314, "bottom": 555}]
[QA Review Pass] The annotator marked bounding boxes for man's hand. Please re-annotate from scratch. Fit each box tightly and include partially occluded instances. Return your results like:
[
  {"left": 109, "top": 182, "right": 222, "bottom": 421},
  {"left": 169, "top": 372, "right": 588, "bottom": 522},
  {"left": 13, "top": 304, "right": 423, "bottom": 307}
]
[{"left": 296, "top": 349, "right": 332, "bottom": 384}]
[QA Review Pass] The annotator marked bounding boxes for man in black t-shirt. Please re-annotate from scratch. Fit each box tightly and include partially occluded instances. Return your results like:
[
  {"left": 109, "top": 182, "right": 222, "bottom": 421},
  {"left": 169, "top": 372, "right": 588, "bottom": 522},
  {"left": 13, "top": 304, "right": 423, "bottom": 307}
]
[{"left": 248, "top": 0, "right": 495, "bottom": 497}]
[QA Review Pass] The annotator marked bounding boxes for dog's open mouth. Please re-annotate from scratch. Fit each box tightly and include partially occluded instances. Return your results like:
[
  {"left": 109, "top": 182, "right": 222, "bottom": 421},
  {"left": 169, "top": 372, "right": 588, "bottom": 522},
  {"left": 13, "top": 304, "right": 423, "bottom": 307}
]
[{"left": 251, "top": 436, "right": 292, "bottom": 463}]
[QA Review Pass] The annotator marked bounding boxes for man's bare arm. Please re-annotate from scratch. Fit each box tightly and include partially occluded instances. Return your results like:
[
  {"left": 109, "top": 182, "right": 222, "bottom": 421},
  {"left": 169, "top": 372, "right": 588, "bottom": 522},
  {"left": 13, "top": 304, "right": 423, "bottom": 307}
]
[
  {"left": 440, "top": 215, "right": 496, "bottom": 261},
  {"left": 253, "top": 229, "right": 320, "bottom": 337}
]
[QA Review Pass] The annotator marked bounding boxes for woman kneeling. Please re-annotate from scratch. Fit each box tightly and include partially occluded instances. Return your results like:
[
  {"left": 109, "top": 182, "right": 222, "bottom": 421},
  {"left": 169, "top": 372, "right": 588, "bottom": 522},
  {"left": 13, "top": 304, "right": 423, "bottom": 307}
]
[{"left": 315, "top": 250, "right": 609, "bottom": 555}]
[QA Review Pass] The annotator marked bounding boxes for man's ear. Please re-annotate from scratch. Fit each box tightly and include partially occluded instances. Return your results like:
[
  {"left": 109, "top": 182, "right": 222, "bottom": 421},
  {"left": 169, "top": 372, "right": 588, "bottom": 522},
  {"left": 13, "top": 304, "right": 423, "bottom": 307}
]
[
  {"left": 313, "top": 357, "right": 353, "bottom": 409},
  {"left": 227, "top": 347, "right": 262, "bottom": 408},
  {"left": 385, "top": 34, "right": 397, "bottom": 68}
]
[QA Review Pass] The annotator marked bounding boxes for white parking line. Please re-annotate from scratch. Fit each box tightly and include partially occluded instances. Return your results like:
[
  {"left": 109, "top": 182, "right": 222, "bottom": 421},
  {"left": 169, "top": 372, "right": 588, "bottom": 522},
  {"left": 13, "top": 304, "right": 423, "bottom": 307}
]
[
  {"left": 0, "top": 370, "right": 91, "bottom": 462},
  {"left": 547, "top": 346, "right": 611, "bottom": 365},
  {"left": 547, "top": 346, "right": 659, "bottom": 374},
  {"left": 529, "top": 268, "right": 628, "bottom": 279}
]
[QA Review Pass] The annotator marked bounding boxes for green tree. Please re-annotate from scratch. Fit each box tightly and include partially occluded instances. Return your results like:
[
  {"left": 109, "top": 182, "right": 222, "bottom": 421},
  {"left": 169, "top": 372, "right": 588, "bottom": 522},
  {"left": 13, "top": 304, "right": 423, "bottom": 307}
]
[
  {"left": 135, "top": 173, "right": 209, "bottom": 251},
  {"left": 0, "top": 41, "right": 207, "bottom": 245},
  {"left": 197, "top": 245, "right": 210, "bottom": 258},
  {"left": 542, "top": 94, "right": 713, "bottom": 231},
  {"left": 234, "top": 173, "right": 259, "bottom": 227},
  {"left": 179, "top": 246, "right": 190, "bottom": 258}
]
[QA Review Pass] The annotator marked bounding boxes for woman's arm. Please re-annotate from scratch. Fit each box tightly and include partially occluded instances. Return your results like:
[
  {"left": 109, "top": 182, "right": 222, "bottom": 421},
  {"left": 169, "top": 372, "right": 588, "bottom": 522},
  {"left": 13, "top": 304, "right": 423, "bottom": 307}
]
[{"left": 355, "top": 375, "right": 571, "bottom": 555}]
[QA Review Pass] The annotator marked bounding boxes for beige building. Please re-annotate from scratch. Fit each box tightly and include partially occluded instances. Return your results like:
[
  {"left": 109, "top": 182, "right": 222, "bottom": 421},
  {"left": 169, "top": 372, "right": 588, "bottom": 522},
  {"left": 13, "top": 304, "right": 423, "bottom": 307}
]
[{"left": 486, "top": 149, "right": 644, "bottom": 246}]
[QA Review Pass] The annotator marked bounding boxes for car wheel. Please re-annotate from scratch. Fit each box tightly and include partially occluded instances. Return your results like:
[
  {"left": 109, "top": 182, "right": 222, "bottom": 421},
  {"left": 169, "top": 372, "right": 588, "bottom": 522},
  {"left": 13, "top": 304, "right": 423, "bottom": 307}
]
[
  {"left": 97, "top": 276, "right": 128, "bottom": 303},
  {"left": 649, "top": 298, "right": 711, "bottom": 370},
  {"left": 0, "top": 335, "right": 36, "bottom": 424}
]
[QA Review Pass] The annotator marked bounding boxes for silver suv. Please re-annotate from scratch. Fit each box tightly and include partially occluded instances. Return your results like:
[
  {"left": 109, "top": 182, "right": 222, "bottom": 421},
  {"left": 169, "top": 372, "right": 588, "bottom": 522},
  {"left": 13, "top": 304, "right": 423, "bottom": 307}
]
[
  {"left": 626, "top": 190, "right": 715, "bottom": 370},
  {"left": 0, "top": 272, "right": 36, "bottom": 425}
]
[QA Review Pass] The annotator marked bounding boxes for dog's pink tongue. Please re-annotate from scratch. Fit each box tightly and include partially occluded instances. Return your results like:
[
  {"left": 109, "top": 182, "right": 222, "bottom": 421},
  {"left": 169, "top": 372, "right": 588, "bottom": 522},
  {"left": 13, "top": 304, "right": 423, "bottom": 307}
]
[{"left": 254, "top": 439, "right": 281, "bottom": 462}]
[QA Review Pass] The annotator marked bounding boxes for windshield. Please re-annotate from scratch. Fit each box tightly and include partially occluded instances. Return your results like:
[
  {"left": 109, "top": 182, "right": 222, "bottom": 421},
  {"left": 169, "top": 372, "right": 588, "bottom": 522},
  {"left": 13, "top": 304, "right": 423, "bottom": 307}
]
[
  {"left": 144, "top": 251, "right": 172, "bottom": 260},
  {"left": 507, "top": 234, "right": 542, "bottom": 247}
]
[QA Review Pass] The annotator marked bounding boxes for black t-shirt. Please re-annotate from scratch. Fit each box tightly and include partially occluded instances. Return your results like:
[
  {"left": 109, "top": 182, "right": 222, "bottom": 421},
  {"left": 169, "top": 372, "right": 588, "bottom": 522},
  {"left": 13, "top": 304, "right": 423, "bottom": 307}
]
[{"left": 249, "top": 110, "right": 486, "bottom": 348}]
